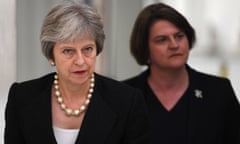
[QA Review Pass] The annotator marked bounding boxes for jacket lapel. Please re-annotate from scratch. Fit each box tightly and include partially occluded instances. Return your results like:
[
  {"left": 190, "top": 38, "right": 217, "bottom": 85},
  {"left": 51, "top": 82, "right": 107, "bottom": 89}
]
[
  {"left": 75, "top": 77, "right": 117, "bottom": 144},
  {"left": 186, "top": 66, "right": 207, "bottom": 144},
  {"left": 187, "top": 88, "right": 206, "bottom": 143},
  {"left": 25, "top": 75, "right": 57, "bottom": 144}
]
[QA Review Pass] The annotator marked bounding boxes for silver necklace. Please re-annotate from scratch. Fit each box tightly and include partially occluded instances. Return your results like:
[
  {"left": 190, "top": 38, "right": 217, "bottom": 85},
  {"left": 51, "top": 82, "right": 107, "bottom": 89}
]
[{"left": 53, "top": 73, "right": 94, "bottom": 116}]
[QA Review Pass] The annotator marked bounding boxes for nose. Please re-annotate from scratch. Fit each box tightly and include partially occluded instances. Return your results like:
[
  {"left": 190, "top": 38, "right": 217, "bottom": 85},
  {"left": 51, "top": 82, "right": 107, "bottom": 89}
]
[
  {"left": 74, "top": 51, "right": 85, "bottom": 66},
  {"left": 169, "top": 37, "right": 179, "bottom": 49}
]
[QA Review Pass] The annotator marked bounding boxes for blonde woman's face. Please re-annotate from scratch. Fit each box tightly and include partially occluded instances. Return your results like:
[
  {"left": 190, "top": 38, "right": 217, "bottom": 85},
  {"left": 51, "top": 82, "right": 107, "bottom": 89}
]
[{"left": 53, "top": 38, "right": 96, "bottom": 86}]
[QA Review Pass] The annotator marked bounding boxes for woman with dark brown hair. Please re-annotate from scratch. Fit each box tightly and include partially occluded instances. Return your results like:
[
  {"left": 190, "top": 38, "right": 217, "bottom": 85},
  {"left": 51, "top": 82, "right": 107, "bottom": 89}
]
[{"left": 124, "top": 3, "right": 240, "bottom": 144}]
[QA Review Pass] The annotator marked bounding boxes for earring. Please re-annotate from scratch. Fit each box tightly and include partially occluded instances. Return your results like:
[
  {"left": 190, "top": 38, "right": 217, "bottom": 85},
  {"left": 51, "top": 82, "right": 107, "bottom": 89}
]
[{"left": 50, "top": 61, "right": 55, "bottom": 66}]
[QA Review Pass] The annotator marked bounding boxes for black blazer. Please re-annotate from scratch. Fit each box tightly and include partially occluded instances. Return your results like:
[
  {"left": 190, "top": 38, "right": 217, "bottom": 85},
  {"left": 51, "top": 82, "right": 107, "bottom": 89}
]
[
  {"left": 124, "top": 65, "right": 240, "bottom": 144},
  {"left": 4, "top": 73, "right": 148, "bottom": 144}
]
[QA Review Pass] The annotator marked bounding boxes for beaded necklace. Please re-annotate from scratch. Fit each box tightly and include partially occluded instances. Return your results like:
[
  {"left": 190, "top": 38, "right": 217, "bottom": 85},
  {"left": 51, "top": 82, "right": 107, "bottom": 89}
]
[{"left": 53, "top": 74, "right": 94, "bottom": 116}]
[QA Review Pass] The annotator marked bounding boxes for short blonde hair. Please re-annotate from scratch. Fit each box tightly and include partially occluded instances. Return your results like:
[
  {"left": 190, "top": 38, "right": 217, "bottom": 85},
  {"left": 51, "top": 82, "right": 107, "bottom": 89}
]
[{"left": 40, "top": 0, "right": 105, "bottom": 60}]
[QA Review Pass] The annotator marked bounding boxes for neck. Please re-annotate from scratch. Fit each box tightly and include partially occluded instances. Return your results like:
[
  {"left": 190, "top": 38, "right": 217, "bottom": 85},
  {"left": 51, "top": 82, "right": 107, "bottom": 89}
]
[
  {"left": 59, "top": 79, "right": 90, "bottom": 99},
  {"left": 148, "top": 65, "right": 189, "bottom": 90}
]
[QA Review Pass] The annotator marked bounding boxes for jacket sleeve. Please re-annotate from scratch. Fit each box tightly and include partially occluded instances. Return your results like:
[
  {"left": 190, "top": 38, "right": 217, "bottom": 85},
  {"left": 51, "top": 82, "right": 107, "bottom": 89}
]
[
  {"left": 123, "top": 89, "right": 149, "bottom": 144},
  {"left": 4, "top": 83, "right": 25, "bottom": 144},
  {"left": 224, "top": 79, "right": 240, "bottom": 144}
]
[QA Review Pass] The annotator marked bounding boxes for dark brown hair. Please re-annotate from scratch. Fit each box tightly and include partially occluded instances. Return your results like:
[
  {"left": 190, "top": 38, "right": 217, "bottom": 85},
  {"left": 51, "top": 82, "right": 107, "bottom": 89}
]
[{"left": 130, "top": 3, "right": 196, "bottom": 65}]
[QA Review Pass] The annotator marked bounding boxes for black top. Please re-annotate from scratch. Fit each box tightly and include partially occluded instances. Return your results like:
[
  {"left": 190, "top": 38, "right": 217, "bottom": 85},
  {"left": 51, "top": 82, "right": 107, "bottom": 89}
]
[
  {"left": 123, "top": 65, "right": 240, "bottom": 144},
  {"left": 143, "top": 74, "right": 190, "bottom": 144}
]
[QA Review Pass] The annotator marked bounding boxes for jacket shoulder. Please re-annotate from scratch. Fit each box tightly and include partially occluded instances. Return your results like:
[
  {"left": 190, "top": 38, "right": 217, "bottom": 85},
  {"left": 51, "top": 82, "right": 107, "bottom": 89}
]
[
  {"left": 122, "top": 70, "right": 148, "bottom": 89},
  {"left": 7, "top": 73, "right": 54, "bottom": 103},
  {"left": 189, "top": 67, "right": 231, "bottom": 85},
  {"left": 95, "top": 73, "right": 138, "bottom": 94}
]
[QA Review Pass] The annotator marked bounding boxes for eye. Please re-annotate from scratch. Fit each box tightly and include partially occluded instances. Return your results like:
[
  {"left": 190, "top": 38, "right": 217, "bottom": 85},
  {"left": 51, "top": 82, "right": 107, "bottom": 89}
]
[
  {"left": 155, "top": 37, "right": 167, "bottom": 43},
  {"left": 175, "top": 33, "right": 185, "bottom": 40},
  {"left": 63, "top": 48, "right": 73, "bottom": 54},
  {"left": 62, "top": 48, "right": 75, "bottom": 58},
  {"left": 82, "top": 47, "right": 95, "bottom": 56},
  {"left": 83, "top": 47, "right": 93, "bottom": 52}
]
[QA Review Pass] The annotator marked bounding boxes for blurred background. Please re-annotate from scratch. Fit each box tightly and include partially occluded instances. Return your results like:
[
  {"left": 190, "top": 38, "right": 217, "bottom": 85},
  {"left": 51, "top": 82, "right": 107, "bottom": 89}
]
[{"left": 1, "top": 0, "right": 240, "bottom": 143}]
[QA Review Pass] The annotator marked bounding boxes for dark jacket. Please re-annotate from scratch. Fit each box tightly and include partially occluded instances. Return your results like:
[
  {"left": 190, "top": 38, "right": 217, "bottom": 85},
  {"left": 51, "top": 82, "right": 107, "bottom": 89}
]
[
  {"left": 124, "top": 65, "right": 240, "bottom": 144},
  {"left": 5, "top": 73, "right": 148, "bottom": 144}
]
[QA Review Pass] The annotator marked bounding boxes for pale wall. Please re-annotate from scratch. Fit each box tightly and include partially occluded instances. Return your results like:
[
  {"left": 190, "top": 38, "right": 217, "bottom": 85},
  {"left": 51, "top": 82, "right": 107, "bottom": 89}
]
[{"left": 0, "top": 1, "right": 16, "bottom": 144}]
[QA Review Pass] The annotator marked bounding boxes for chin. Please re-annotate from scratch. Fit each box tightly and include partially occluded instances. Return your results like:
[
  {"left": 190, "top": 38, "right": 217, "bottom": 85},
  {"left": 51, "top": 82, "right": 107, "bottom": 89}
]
[
  {"left": 71, "top": 77, "right": 89, "bottom": 85},
  {"left": 170, "top": 63, "right": 186, "bottom": 70}
]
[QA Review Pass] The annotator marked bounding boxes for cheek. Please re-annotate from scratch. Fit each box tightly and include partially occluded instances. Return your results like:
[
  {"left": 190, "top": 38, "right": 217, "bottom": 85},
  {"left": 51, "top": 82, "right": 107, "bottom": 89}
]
[
  {"left": 54, "top": 57, "right": 68, "bottom": 65},
  {"left": 182, "top": 39, "right": 190, "bottom": 49},
  {"left": 149, "top": 49, "right": 164, "bottom": 62},
  {"left": 182, "top": 44, "right": 190, "bottom": 54},
  {"left": 149, "top": 46, "right": 165, "bottom": 57},
  {"left": 86, "top": 57, "right": 97, "bottom": 66}
]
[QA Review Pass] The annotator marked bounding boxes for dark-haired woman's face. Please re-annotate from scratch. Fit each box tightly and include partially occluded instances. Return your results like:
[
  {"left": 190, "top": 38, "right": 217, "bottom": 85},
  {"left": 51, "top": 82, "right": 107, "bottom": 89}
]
[{"left": 148, "top": 20, "right": 189, "bottom": 70}]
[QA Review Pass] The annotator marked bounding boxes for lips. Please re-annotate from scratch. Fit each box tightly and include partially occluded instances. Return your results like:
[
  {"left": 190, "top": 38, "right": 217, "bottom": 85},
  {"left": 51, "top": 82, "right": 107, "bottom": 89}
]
[
  {"left": 73, "top": 70, "right": 87, "bottom": 75},
  {"left": 170, "top": 53, "right": 182, "bottom": 57}
]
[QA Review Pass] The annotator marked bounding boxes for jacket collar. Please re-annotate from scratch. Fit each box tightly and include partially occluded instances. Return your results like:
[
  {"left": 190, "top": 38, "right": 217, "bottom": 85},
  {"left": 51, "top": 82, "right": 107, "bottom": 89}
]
[
  {"left": 28, "top": 73, "right": 116, "bottom": 144},
  {"left": 26, "top": 73, "right": 56, "bottom": 143},
  {"left": 76, "top": 74, "right": 117, "bottom": 144}
]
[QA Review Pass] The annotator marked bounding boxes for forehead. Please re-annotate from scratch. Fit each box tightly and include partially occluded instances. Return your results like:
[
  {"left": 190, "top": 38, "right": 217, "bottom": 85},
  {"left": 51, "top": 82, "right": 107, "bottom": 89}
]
[
  {"left": 150, "top": 20, "right": 181, "bottom": 34},
  {"left": 54, "top": 36, "right": 96, "bottom": 49},
  {"left": 60, "top": 31, "right": 95, "bottom": 43}
]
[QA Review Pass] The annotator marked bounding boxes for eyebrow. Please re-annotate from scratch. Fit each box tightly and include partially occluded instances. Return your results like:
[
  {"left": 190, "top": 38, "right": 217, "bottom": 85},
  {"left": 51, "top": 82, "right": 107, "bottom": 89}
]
[{"left": 154, "top": 31, "right": 184, "bottom": 38}]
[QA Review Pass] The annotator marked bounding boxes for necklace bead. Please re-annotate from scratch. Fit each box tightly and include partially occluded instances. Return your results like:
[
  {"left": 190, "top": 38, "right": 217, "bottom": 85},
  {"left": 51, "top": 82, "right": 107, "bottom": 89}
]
[{"left": 53, "top": 73, "right": 94, "bottom": 116}]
